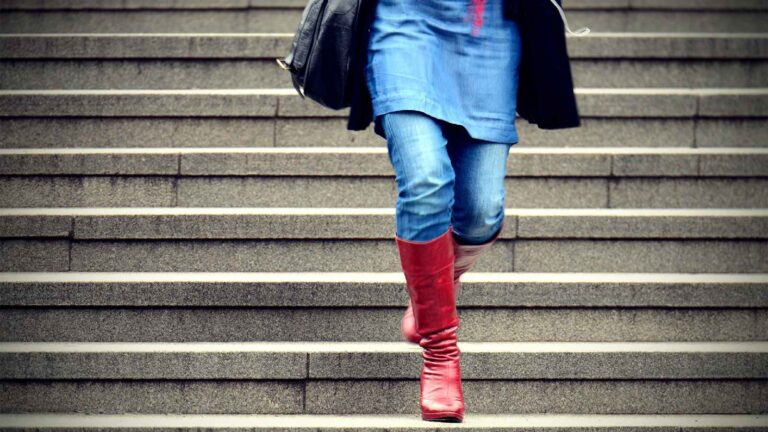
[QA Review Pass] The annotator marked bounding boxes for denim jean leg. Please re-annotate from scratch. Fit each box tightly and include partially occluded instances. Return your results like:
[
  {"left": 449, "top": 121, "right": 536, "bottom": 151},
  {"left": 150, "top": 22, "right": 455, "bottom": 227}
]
[
  {"left": 447, "top": 125, "right": 512, "bottom": 245},
  {"left": 380, "top": 110, "right": 455, "bottom": 242}
]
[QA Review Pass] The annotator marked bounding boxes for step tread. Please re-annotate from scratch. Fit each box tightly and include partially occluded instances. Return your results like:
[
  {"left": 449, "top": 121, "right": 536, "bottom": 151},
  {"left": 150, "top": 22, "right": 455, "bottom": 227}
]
[
  {"left": 0, "top": 413, "right": 766, "bottom": 429},
  {"left": 3, "top": 340, "right": 767, "bottom": 352}
]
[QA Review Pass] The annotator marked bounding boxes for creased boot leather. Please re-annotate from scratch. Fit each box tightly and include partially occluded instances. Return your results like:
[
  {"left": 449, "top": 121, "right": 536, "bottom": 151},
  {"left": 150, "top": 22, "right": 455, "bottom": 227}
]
[
  {"left": 401, "top": 222, "right": 504, "bottom": 344},
  {"left": 395, "top": 226, "right": 464, "bottom": 422}
]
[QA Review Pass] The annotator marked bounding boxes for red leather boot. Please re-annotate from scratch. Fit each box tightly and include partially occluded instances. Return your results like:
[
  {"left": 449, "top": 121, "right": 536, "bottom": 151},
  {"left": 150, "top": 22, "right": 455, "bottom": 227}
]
[
  {"left": 401, "top": 222, "right": 504, "bottom": 344},
  {"left": 395, "top": 226, "right": 464, "bottom": 422}
]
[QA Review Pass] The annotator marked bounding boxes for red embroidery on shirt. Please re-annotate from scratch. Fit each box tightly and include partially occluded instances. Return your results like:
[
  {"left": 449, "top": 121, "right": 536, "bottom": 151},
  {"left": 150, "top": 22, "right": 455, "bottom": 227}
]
[{"left": 466, "top": 0, "right": 486, "bottom": 36}]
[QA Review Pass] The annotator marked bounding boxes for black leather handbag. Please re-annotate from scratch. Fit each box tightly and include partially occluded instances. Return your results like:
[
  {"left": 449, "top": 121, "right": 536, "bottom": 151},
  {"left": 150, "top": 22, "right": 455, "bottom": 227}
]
[{"left": 277, "top": 0, "right": 367, "bottom": 110}]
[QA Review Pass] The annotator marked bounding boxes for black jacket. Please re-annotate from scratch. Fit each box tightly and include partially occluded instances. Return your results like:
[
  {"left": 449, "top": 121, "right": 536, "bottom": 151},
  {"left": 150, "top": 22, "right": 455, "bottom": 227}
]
[{"left": 345, "top": 0, "right": 581, "bottom": 134}]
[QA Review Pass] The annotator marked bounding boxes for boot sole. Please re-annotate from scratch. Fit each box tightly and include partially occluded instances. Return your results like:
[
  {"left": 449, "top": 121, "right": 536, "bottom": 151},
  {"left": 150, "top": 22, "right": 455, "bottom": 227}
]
[{"left": 422, "top": 412, "right": 464, "bottom": 422}]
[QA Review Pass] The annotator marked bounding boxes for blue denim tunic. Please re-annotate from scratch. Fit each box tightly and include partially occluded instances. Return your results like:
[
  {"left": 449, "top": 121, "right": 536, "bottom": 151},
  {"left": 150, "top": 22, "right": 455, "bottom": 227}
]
[{"left": 365, "top": 0, "right": 522, "bottom": 144}]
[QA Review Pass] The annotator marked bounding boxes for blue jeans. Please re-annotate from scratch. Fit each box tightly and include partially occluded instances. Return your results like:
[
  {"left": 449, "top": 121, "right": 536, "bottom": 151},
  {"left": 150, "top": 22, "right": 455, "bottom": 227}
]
[{"left": 379, "top": 110, "right": 513, "bottom": 244}]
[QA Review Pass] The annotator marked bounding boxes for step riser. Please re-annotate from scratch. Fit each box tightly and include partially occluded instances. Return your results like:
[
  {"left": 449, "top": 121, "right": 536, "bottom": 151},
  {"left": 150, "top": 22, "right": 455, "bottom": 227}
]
[
  {"left": 3, "top": 151, "right": 767, "bottom": 177},
  {"left": 2, "top": 351, "right": 766, "bottom": 379},
  {"left": 1, "top": 92, "right": 765, "bottom": 118},
  {"left": 2, "top": 279, "right": 767, "bottom": 308},
  {"left": 4, "top": 213, "right": 767, "bottom": 240},
  {"left": 1, "top": 308, "right": 766, "bottom": 341},
  {"left": 0, "top": 10, "right": 765, "bottom": 33},
  {"left": 1, "top": 61, "right": 766, "bottom": 89},
  {"left": 0, "top": 118, "right": 764, "bottom": 149},
  {"left": 0, "top": 380, "right": 765, "bottom": 414},
  {"left": 3, "top": 239, "right": 767, "bottom": 273},
  {"left": 2, "top": 177, "right": 766, "bottom": 208}
]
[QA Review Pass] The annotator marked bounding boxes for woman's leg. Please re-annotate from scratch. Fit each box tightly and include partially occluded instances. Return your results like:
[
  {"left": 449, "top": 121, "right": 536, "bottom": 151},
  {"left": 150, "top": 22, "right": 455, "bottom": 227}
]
[
  {"left": 447, "top": 124, "right": 512, "bottom": 245},
  {"left": 380, "top": 109, "right": 465, "bottom": 422},
  {"left": 379, "top": 110, "right": 455, "bottom": 242}
]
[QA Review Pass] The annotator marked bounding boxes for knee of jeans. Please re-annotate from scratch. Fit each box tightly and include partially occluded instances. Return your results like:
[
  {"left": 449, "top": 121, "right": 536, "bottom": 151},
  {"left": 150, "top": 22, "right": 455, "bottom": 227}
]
[
  {"left": 454, "top": 198, "right": 505, "bottom": 241},
  {"left": 397, "top": 171, "right": 454, "bottom": 217}
]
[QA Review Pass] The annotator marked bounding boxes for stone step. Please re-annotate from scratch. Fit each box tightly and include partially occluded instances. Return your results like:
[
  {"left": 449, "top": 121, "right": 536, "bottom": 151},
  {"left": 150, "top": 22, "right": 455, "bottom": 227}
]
[
  {"left": 1, "top": 34, "right": 766, "bottom": 89},
  {"left": 0, "top": 413, "right": 767, "bottom": 431},
  {"left": 2, "top": 272, "right": 765, "bottom": 341},
  {"left": 1, "top": 300, "right": 765, "bottom": 342},
  {"left": 1, "top": 208, "right": 767, "bottom": 240},
  {"left": 0, "top": 342, "right": 766, "bottom": 414},
  {"left": 1, "top": 148, "right": 766, "bottom": 207},
  {"left": 0, "top": 366, "right": 765, "bottom": 414},
  {"left": 0, "top": 90, "right": 765, "bottom": 149},
  {"left": 1, "top": 89, "right": 764, "bottom": 118},
  {"left": 0, "top": 0, "right": 765, "bottom": 33},
  {"left": 3, "top": 341, "right": 765, "bottom": 379},
  {"left": 4, "top": 33, "right": 763, "bottom": 59},
  {"left": 2, "top": 272, "right": 766, "bottom": 308},
  {"left": 1, "top": 147, "right": 766, "bottom": 177},
  {"left": 2, "top": 116, "right": 766, "bottom": 149},
  {"left": 2, "top": 175, "right": 765, "bottom": 208},
  {"left": 2, "top": 210, "right": 768, "bottom": 272}
]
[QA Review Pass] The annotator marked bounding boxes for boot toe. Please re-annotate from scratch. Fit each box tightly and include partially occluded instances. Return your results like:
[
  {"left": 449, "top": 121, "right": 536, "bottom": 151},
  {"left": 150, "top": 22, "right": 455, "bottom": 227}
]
[{"left": 421, "top": 399, "right": 464, "bottom": 422}]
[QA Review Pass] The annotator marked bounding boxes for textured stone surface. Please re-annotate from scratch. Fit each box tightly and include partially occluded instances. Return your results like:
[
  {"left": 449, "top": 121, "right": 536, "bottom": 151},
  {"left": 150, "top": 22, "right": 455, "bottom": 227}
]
[
  {"left": 566, "top": 35, "right": 768, "bottom": 59},
  {"left": 0, "top": 177, "right": 175, "bottom": 207},
  {"left": 0, "top": 117, "right": 701, "bottom": 149},
  {"left": 2, "top": 34, "right": 765, "bottom": 60},
  {"left": 564, "top": 9, "right": 768, "bottom": 33},
  {"left": 2, "top": 150, "right": 765, "bottom": 177},
  {"left": 0, "top": 89, "right": 752, "bottom": 118},
  {"left": 0, "top": 176, "right": 619, "bottom": 208},
  {"left": 609, "top": 178, "right": 768, "bottom": 208},
  {"left": 0, "top": 380, "right": 303, "bottom": 414},
  {"left": 0, "top": 7, "right": 766, "bottom": 34},
  {"left": 0, "top": 91, "right": 279, "bottom": 117},
  {"left": 3, "top": 59, "right": 767, "bottom": 91},
  {"left": 699, "top": 92, "right": 768, "bottom": 117},
  {"left": 576, "top": 92, "right": 698, "bottom": 118},
  {"left": 0, "top": 240, "right": 69, "bottom": 271},
  {"left": 68, "top": 239, "right": 514, "bottom": 272},
  {"left": 0, "top": 215, "right": 71, "bottom": 238},
  {"left": 309, "top": 350, "right": 768, "bottom": 379},
  {"left": 1, "top": 308, "right": 764, "bottom": 342},
  {"left": 1, "top": 348, "right": 764, "bottom": 379},
  {"left": 612, "top": 154, "right": 698, "bottom": 176},
  {"left": 73, "top": 214, "right": 398, "bottom": 240},
  {"left": 516, "top": 214, "right": 768, "bottom": 239},
  {"left": 276, "top": 119, "right": 381, "bottom": 148},
  {"left": 696, "top": 119, "right": 768, "bottom": 148},
  {"left": 0, "top": 153, "right": 178, "bottom": 175},
  {"left": 571, "top": 60, "right": 768, "bottom": 88},
  {"left": 0, "top": 60, "right": 290, "bottom": 90},
  {"left": 180, "top": 151, "right": 391, "bottom": 176},
  {"left": 176, "top": 177, "right": 397, "bottom": 207},
  {"left": 2, "top": 274, "right": 766, "bottom": 307},
  {"left": 0, "top": 351, "right": 307, "bottom": 379},
  {"left": 517, "top": 118, "right": 694, "bottom": 148},
  {"left": 0, "top": 12, "right": 302, "bottom": 35},
  {"left": 701, "top": 153, "right": 768, "bottom": 176},
  {"left": 514, "top": 240, "right": 768, "bottom": 273},
  {"left": 305, "top": 380, "right": 768, "bottom": 414},
  {"left": 8, "top": 212, "right": 752, "bottom": 240},
  {"left": 0, "top": 118, "right": 275, "bottom": 149}
]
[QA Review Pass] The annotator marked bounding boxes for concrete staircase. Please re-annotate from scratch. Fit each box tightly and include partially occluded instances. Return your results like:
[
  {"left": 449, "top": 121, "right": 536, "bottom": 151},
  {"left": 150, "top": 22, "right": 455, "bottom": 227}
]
[{"left": 0, "top": 0, "right": 766, "bottom": 430}]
